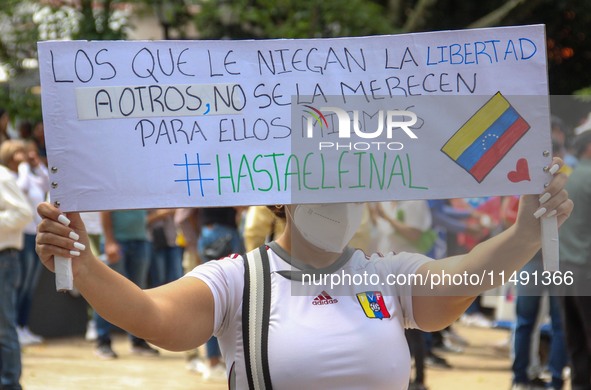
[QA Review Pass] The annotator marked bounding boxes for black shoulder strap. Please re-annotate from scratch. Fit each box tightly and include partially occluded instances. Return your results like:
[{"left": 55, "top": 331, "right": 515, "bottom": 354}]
[{"left": 242, "top": 245, "right": 273, "bottom": 390}]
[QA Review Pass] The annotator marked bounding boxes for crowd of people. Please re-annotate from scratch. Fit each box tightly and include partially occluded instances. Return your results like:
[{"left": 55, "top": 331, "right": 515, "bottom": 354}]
[{"left": 0, "top": 105, "right": 589, "bottom": 390}]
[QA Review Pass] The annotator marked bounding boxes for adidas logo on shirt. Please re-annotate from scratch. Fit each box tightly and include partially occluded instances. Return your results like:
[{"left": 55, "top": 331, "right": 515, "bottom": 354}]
[{"left": 312, "top": 290, "right": 338, "bottom": 305}]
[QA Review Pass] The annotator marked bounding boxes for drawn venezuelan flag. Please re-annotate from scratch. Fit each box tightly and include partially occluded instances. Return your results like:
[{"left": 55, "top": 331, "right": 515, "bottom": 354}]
[
  {"left": 356, "top": 291, "right": 390, "bottom": 319},
  {"left": 441, "top": 92, "right": 530, "bottom": 183}
]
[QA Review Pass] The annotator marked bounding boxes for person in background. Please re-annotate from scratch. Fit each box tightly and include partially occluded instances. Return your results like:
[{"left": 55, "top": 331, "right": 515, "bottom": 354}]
[
  {"left": 0, "top": 142, "right": 34, "bottom": 390},
  {"left": 196, "top": 207, "right": 243, "bottom": 381},
  {"left": 347, "top": 203, "right": 374, "bottom": 254},
  {"left": 174, "top": 208, "right": 201, "bottom": 273},
  {"left": 551, "top": 115, "right": 576, "bottom": 169},
  {"left": 172, "top": 208, "right": 205, "bottom": 372},
  {"left": 507, "top": 193, "right": 567, "bottom": 390},
  {"left": 0, "top": 108, "right": 10, "bottom": 145},
  {"left": 243, "top": 206, "right": 286, "bottom": 252},
  {"left": 430, "top": 199, "right": 491, "bottom": 328},
  {"left": 573, "top": 112, "right": 591, "bottom": 137},
  {"left": 559, "top": 130, "right": 591, "bottom": 389},
  {"left": 147, "top": 209, "right": 183, "bottom": 287},
  {"left": 31, "top": 122, "right": 47, "bottom": 167},
  {"left": 17, "top": 121, "right": 33, "bottom": 141},
  {"left": 372, "top": 200, "right": 434, "bottom": 390},
  {"left": 0, "top": 140, "right": 49, "bottom": 345},
  {"left": 79, "top": 212, "right": 104, "bottom": 342},
  {"left": 7, "top": 140, "right": 49, "bottom": 346},
  {"left": 508, "top": 127, "right": 573, "bottom": 390},
  {"left": 456, "top": 197, "right": 502, "bottom": 328},
  {"left": 423, "top": 199, "right": 485, "bottom": 367},
  {"left": 94, "top": 209, "right": 159, "bottom": 359}
]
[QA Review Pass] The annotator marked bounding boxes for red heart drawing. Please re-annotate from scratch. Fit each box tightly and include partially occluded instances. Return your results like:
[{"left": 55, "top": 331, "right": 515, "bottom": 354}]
[{"left": 508, "top": 158, "right": 531, "bottom": 182}]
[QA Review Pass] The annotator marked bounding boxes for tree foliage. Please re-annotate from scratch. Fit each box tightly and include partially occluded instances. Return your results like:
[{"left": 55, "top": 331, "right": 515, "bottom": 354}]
[
  {"left": 0, "top": 1, "right": 44, "bottom": 76},
  {"left": 71, "top": 0, "right": 129, "bottom": 40},
  {"left": 0, "top": 0, "right": 590, "bottom": 123},
  {"left": 0, "top": 0, "right": 129, "bottom": 122},
  {"left": 193, "top": 0, "right": 393, "bottom": 39},
  {"left": 191, "top": 0, "right": 591, "bottom": 96},
  {"left": 149, "top": 0, "right": 194, "bottom": 39}
]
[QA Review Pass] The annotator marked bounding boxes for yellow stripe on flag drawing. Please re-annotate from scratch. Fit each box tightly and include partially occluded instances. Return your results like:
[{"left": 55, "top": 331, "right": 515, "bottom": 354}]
[
  {"left": 356, "top": 293, "right": 375, "bottom": 317},
  {"left": 442, "top": 92, "right": 511, "bottom": 160}
]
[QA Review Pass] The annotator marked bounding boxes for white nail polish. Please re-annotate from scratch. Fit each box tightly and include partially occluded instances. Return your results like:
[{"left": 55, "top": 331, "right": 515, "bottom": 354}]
[
  {"left": 73, "top": 242, "right": 86, "bottom": 251},
  {"left": 534, "top": 207, "right": 547, "bottom": 219},
  {"left": 549, "top": 164, "right": 560, "bottom": 175},
  {"left": 58, "top": 214, "right": 71, "bottom": 226},
  {"left": 539, "top": 193, "right": 551, "bottom": 204},
  {"left": 545, "top": 210, "right": 557, "bottom": 218},
  {"left": 69, "top": 231, "right": 80, "bottom": 241},
  {"left": 69, "top": 250, "right": 80, "bottom": 257}
]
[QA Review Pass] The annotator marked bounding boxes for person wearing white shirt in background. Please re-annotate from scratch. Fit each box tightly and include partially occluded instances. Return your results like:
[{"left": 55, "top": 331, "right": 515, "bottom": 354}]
[
  {"left": 0, "top": 142, "right": 34, "bottom": 390},
  {"left": 1, "top": 140, "right": 49, "bottom": 346}
]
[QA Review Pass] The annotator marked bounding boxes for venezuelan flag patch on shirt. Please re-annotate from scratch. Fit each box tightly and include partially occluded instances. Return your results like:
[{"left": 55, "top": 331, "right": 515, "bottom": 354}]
[{"left": 356, "top": 291, "right": 391, "bottom": 319}]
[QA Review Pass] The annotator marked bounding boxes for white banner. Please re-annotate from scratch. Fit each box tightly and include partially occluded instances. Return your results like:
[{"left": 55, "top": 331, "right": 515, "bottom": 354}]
[{"left": 38, "top": 24, "right": 552, "bottom": 211}]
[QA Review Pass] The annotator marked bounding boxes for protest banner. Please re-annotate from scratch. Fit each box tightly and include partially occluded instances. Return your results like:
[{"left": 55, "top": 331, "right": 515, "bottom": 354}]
[{"left": 38, "top": 24, "right": 551, "bottom": 212}]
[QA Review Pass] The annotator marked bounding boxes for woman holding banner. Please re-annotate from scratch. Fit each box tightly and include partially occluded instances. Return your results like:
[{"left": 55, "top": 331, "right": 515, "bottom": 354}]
[{"left": 35, "top": 157, "right": 572, "bottom": 389}]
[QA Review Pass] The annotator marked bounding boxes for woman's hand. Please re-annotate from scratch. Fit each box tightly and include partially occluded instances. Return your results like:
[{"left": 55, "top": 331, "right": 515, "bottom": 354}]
[
  {"left": 35, "top": 202, "right": 95, "bottom": 278},
  {"left": 515, "top": 157, "right": 574, "bottom": 244}
]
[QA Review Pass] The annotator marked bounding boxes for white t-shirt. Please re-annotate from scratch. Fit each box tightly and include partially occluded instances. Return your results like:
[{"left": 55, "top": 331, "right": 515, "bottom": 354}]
[
  {"left": 80, "top": 212, "right": 103, "bottom": 236},
  {"left": 185, "top": 242, "right": 431, "bottom": 390},
  {"left": 15, "top": 162, "right": 49, "bottom": 234}
]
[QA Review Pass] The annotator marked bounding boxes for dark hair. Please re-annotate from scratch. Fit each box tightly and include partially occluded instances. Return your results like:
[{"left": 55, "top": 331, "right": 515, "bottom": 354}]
[
  {"left": 551, "top": 139, "right": 564, "bottom": 156},
  {"left": 266, "top": 205, "right": 286, "bottom": 219}
]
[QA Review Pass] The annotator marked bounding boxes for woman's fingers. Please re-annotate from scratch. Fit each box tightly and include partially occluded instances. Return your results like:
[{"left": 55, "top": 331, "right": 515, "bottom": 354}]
[
  {"left": 36, "top": 239, "right": 78, "bottom": 262},
  {"left": 37, "top": 203, "right": 76, "bottom": 241},
  {"left": 535, "top": 175, "right": 568, "bottom": 217},
  {"left": 532, "top": 158, "right": 568, "bottom": 215},
  {"left": 36, "top": 226, "right": 83, "bottom": 255},
  {"left": 37, "top": 203, "right": 85, "bottom": 239},
  {"left": 37, "top": 201, "right": 61, "bottom": 220},
  {"left": 539, "top": 170, "right": 568, "bottom": 204},
  {"left": 528, "top": 157, "right": 573, "bottom": 226},
  {"left": 36, "top": 202, "right": 87, "bottom": 265}
]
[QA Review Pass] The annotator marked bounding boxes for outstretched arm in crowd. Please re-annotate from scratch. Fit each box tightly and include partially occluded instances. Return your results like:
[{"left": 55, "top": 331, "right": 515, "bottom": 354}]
[
  {"left": 413, "top": 157, "right": 573, "bottom": 331},
  {"left": 35, "top": 206, "right": 214, "bottom": 352}
]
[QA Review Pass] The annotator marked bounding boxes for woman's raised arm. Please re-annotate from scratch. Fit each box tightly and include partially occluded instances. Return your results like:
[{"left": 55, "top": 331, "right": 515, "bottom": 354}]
[
  {"left": 412, "top": 157, "right": 573, "bottom": 331},
  {"left": 35, "top": 203, "right": 215, "bottom": 351}
]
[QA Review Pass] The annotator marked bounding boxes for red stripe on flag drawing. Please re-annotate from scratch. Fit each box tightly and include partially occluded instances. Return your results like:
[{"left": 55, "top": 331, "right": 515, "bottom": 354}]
[
  {"left": 375, "top": 292, "right": 391, "bottom": 318},
  {"left": 469, "top": 116, "right": 530, "bottom": 182}
]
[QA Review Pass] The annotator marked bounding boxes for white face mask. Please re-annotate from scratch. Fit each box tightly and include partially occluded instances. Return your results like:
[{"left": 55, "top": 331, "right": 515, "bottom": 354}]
[{"left": 291, "top": 203, "right": 364, "bottom": 253}]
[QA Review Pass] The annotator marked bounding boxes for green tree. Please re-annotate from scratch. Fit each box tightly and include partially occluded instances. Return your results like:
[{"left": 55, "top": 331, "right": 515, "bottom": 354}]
[
  {"left": 0, "top": 0, "right": 589, "bottom": 123},
  {"left": 0, "top": 0, "right": 129, "bottom": 123},
  {"left": 193, "top": 0, "right": 393, "bottom": 39},
  {"left": 149, "top": 0, "right": 195, "bottom": 39},
  {"left": 71, "top": 0, "right": 129, "bottom": 40},
  {"left": 191, "top": 0, "right": 591, "bottom": 96},
  {"left": 0, "top": 1, "right": 48, "bottom": 122},
  {"left": 422, "top": 0, "right": 591, "bottom": 95}
]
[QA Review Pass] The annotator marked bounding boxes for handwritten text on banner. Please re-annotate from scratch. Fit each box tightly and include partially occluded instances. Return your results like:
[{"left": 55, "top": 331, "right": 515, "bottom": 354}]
[{"left": 37, "top": 24, "right": 551, "bottom": 211}]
